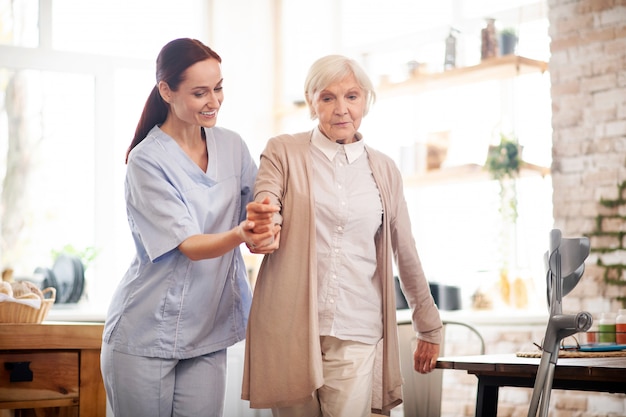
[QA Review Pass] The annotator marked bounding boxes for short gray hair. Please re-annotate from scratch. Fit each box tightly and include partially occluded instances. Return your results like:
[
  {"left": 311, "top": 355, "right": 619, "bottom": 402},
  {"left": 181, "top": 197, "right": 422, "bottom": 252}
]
[{"left": 304, "top": 55, "right": 376, "bottom": 120}]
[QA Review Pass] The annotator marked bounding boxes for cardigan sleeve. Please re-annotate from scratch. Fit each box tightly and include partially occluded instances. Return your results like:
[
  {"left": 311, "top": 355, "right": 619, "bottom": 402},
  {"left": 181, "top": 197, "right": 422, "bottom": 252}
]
[
  {"left": 372, "top": 148, "right": 443, "bottom": 344},
  {"left": 254, "top": 136, "right": 288, "bottom": 225}
]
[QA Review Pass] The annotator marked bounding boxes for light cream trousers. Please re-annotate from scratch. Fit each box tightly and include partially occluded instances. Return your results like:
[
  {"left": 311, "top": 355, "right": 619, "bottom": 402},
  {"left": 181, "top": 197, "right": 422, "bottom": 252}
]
[{"left": 272, "top": 335, "right": 377, "bottom": 417}]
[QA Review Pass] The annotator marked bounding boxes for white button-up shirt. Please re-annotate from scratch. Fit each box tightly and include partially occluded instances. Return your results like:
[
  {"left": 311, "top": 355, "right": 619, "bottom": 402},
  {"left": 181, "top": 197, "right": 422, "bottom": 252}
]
[{"left": 311, "top": 128, "right": 383, "bottom": 344}]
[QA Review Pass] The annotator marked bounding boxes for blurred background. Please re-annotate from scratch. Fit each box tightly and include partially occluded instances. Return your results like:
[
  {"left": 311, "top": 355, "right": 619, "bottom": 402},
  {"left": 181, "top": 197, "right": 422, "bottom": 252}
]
[{"left": 0, "top": 0, "right": 552, "bottom": 313}]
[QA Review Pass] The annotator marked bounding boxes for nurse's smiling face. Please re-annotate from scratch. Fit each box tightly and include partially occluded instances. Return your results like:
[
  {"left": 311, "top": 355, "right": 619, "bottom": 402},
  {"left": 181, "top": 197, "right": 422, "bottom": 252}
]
[
  {"left": 310, "top": 73, "right": 366, "bottom": 144},
  {"left": 159, "top": 58, "right": 224, "bottom": 129}
]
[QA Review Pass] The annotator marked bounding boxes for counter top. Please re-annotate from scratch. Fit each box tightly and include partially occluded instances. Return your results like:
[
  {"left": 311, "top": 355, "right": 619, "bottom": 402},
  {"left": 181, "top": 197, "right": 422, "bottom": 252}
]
[
  {"left": 0, "top": 322, "right": 104, "bottom": 349},
  {"left": 44, "top": 303, "right": 550, "bottom": 327},
  {"left": 46, "top": 304, "right": 107, "bottom": 322},
  {"left": 397, "top": 308, "right": 549, "bottom": 326}
]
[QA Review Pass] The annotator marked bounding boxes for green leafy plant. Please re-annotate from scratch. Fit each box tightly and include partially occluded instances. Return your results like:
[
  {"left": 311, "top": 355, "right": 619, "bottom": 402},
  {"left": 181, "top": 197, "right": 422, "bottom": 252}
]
[
  {"left": 485, "top": 133, "right": 522, "bottom": 272},
  {"left": 51, "top": 244, "right": 99, "bottom": 269},
  {"left": 485, "top": 133, "right": 521, "bottom": 181},
  {"left": 500, "top": 27, "right": 517, "bottom": 36}
]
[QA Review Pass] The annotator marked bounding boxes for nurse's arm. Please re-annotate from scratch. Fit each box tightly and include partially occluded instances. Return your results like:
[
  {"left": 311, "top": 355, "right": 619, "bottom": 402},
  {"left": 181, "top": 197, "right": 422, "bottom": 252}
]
[{"left": 178, "top": 219, "right": 274, "bottom": 261}]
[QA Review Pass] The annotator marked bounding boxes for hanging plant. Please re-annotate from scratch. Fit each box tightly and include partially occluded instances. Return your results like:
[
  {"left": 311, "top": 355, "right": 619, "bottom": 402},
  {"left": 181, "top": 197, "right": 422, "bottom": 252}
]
[
  {"left": 486, "top": 133, "right": 521, "bottom": 223},
  {"left": 486, "top": 133, "right": 521, "bottom": 182},
  {"left": 486, "top": 133, "right": 523, "bottom": 301}
]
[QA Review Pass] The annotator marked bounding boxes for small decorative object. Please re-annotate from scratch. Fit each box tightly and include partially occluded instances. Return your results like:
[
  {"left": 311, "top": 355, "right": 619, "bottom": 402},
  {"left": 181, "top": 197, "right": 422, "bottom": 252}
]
[
  {"left": 407, "top": 60, "right": 421, "bottom": 77},
  {"left": 512, "top": 276, "right": 528, "bottom": 309},
  {"left": 616, "top": 309, "right": 626, "bottom": 344},
  {"left": 499, "top": 268, "right": 510, "bottom": 305},
  {"left": 471, "top": 288, "right": 493, "bottom": 310},
  {"left": 499, "top": 28, "right": 518, "bottom": 55},
  {"left": 426, "top": 130, "right": 450, "bottom": 171},
  {"left": 444, "top": 27, "right": 460, "bottom": 70},
  {"left": 481, "top": 18, "right": 499, "bottom": 60},
  {"left": 598, "top": 312, "right": 616, "bottom": 343}
]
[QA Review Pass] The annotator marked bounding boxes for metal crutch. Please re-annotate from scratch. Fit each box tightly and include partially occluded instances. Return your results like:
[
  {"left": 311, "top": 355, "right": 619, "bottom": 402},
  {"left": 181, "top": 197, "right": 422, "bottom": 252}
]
[{"left": 527, "top": 229, "right": 593, "bottom": 417}]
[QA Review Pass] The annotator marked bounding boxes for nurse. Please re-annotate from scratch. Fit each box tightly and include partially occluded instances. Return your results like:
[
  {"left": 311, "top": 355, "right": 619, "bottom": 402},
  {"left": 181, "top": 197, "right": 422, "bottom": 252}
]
[{"left": 101, "top": 38, "right": 279, "bottom": 417}]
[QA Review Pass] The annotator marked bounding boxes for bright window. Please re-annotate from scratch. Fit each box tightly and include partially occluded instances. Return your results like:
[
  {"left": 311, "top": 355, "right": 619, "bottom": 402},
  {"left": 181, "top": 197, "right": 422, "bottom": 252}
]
[{"left": 0, "top": 0, "right": 208, "bottom": 310}]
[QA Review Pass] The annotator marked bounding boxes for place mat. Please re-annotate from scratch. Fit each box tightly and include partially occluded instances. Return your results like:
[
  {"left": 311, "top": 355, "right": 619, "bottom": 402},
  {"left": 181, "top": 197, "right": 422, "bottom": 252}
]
[{"left": 517, "top": 350, "right": 626, "bottom": 358}]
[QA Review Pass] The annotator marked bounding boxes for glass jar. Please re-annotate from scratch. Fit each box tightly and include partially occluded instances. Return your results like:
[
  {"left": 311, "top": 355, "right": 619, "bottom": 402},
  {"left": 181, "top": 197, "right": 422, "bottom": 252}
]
[
  {"left": 598, "top": 312, "right": 616, "bottom": 344},
  {"left": 616, "top": 309, "right": 626, "bottom": 344}
]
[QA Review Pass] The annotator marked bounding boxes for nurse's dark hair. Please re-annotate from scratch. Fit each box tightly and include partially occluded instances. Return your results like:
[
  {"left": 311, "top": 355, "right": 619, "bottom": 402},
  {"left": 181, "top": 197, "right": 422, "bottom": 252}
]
[{"left": 125, "top": 38, "right": 222, "bottom": 163}]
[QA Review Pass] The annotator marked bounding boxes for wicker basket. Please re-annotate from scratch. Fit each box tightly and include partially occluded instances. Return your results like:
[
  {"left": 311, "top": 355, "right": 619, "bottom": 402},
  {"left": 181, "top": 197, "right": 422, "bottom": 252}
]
[{"left": 0, "top": 287, "right": 56, "bottom": 324}]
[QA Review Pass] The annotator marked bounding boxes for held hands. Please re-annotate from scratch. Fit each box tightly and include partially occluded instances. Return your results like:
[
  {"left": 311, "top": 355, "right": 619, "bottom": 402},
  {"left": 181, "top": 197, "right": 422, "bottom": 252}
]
[
  {"left": 413, "top": 339, "right": 440, "bottom": 374},
  {"left": 242, "top": 197, "right": 281, "bottom": 253}
]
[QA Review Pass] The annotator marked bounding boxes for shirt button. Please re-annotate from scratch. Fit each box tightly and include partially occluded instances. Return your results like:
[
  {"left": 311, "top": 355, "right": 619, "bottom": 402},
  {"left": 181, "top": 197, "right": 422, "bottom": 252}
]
[
  {"left": 337, "top": 184, "right": 342, "bottom": 189},
  {"left": 337, "top": 226, "right": 343, "bottom": 231},
  {"left": 334, "top": 249, "right": 339, "bottom": 253},
  {"left": 329, "top": 299, "right": 335, "bottom": 304}
]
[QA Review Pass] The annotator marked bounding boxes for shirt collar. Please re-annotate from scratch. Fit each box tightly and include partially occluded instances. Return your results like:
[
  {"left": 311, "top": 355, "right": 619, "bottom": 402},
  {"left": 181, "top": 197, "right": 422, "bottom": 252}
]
[{"left": 311, "top": 127, "right": 365, "bottom": 164}]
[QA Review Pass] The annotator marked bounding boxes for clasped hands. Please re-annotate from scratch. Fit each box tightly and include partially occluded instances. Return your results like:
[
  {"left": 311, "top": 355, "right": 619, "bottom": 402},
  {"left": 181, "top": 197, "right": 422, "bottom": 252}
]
[{"left": 241, "top": 197, "right": 281, "bottom": 254}]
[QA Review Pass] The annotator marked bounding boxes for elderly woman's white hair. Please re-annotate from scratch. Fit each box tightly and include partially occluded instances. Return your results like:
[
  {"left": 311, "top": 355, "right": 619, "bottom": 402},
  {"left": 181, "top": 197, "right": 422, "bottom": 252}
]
[{"left": 304, "top": 55, "right": 376, "bottom": 120}]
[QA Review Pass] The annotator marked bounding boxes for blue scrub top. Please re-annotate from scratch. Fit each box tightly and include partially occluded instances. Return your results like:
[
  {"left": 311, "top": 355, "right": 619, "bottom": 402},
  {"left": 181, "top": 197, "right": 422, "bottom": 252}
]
[{"left": 103, "top": 125, "right": 256, "bottom": 359}]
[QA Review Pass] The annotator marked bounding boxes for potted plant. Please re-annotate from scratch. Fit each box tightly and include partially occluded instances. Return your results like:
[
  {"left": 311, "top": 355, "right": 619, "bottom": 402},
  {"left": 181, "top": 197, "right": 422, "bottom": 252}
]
[{"left": 499, "top": 28, "right": 518, "bottom": 55}]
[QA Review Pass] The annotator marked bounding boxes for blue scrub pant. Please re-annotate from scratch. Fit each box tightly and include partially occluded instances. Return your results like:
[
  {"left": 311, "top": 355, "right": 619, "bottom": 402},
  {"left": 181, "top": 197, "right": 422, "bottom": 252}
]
[{"left": 101, "top": 342, "right": 227, "bottom": 417}]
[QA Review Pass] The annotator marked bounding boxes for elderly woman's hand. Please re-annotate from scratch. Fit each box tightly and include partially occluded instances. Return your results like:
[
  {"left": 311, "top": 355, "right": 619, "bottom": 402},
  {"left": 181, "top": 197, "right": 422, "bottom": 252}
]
[
  {"left": 246, "top": 197, "right": 279, "bottom": 233},
  {"left": 413, "top": 339, "right": 440, "bottom": 374}
]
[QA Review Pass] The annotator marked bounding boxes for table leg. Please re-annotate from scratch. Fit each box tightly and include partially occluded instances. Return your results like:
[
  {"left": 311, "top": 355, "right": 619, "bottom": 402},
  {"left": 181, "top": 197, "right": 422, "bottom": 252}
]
[{"left": 475, "top": 377, "right": 499, "bottom": 417}]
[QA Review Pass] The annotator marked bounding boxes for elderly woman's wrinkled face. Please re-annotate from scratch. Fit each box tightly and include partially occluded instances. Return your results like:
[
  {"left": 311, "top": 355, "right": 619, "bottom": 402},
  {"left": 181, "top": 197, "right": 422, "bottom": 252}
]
[{"left": 311, "top": 73, "right": 366, "bottom": 144}]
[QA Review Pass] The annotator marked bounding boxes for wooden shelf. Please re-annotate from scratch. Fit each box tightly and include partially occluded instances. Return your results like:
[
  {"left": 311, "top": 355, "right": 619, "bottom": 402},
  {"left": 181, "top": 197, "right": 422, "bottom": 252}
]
[
  {"left": 402, "top": 161, "right": 550, "bottom": 187},
  {"left": 378, "top": 55, "right": 548, "bottom": 98}
]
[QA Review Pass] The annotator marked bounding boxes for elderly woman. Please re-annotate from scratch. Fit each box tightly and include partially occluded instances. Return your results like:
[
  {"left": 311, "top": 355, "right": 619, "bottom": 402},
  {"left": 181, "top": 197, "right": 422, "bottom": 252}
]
[{"left": 242, "top": 55, "right": 442, "bottom": 417}]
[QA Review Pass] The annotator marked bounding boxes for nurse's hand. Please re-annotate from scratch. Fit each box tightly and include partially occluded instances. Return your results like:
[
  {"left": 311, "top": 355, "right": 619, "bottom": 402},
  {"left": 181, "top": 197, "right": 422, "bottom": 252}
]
[
  {"left": 246, "top": 228, "right": 281, "bottom": 254},
  {"left": 239, "top": 219, "right": 280, "bottom": 253}
]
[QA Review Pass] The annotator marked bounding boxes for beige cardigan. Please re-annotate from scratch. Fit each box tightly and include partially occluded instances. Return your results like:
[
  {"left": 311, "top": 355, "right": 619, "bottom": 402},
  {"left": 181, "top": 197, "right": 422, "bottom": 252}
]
[{"left": 242, "top": 131, "right": 442, "bottom": 415}]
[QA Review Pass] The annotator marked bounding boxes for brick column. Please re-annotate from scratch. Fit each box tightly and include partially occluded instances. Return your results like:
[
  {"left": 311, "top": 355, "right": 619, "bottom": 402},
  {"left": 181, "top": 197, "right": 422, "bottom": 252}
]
[{"left": 548, "top": 0, "right": 626, "bottom": 310}]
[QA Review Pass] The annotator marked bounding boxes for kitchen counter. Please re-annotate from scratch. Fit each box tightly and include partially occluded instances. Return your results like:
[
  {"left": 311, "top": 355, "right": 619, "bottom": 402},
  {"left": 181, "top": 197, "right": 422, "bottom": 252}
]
[
  {"left": 46, "top": 304, "right": 107, "bottom": 322},
  {"left": 0, "top": 322, "right": 106, "bottom": 416},
  {"left": 47, "top": 303, "right": 550, "bottom": 326},
  {"left": 396, "top": 307, "right": 549, "bottom": 326}
]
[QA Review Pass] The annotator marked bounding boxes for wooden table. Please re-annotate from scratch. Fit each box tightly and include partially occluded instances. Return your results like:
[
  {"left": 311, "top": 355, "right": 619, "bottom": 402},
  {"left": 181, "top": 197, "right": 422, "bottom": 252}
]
[
  {"left": 437, "top": 353, "right": 626, "bottom": 417},
  {"left": 0, "top": 322, "right": 105, "bottom": 416}
]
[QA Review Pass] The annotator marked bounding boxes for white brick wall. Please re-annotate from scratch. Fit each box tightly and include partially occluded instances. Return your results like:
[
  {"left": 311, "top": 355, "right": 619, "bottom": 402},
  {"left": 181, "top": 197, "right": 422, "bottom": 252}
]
[{"left": 550, "top": 0, "right": 626, "bottom": 230}]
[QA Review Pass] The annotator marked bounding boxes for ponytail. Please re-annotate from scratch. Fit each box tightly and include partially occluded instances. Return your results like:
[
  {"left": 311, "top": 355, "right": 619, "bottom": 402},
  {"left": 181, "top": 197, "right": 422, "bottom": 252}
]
[{"left": 125, "top": 86, "right": 168, "bottom": 163}]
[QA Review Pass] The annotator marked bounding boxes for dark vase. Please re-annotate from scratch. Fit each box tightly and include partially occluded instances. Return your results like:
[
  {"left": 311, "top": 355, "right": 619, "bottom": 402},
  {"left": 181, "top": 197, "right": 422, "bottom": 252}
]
[{"left": 500, "top": 32, "right": 518, "bottom": 55}]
